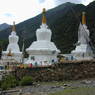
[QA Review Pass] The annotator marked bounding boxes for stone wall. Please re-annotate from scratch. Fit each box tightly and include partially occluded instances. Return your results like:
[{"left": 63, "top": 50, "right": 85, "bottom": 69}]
[{"left": 13, "top": 61, "right": 95, "bottom": 81}]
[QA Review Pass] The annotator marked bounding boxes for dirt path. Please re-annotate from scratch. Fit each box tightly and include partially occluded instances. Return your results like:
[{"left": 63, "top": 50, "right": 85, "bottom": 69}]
[{"left": 2, "top": 79, "right": 95, "bottom": 95}]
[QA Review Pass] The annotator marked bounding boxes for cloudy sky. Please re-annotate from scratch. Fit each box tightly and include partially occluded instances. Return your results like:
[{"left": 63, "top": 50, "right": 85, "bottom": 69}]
[{"left": 0, "top": 0, "right": 94, "bottom": 25}]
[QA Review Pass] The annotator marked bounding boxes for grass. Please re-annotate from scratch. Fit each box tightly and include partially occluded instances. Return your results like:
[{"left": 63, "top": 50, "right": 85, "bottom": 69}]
[
  {"left": 38, "top": 80, "right": 76, "bottom": 86},
  {"left": 48, "top": 87, "right": 95, "bottom": 95}
]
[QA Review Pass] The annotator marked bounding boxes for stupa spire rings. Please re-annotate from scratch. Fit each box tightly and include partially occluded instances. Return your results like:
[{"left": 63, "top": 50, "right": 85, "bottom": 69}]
[
  {"left": 12, "top": 21, "right": 16, "bottom": 32},
  {"left": 42, "top": 8, "right": 47, "bottom": 24},
  {"left": 82, "top": 12, "right": 86, "bottom": 25}
]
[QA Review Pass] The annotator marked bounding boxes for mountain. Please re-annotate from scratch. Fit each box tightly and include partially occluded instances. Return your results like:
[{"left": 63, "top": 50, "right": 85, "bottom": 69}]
[
  {"left": 0, "top": 23, "right": 10, "bottom": 31},
  {"left": 0, "top": 1, "right": 95, "bottom": 54}
]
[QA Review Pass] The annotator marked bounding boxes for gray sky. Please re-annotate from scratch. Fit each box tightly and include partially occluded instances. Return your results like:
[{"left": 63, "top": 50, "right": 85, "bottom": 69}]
[
  {"left": 38, "top": 0, "right": 93, "bottom": 5},
  {"left": 54, "top": 0, "right": 81, "bottom": 5},
  {"left": 0, "top": 0, "right": 93, "bottom": 24},
  {"left": 38, "top": 0, "right": 46, "bottom": 3}
]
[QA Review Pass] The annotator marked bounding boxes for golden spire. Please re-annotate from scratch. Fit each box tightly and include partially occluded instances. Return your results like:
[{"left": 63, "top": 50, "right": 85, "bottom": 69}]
[
  {"left": 12, "top": 21, "right": 16, "bottom": 31},
  {"left": 7, "top": 49, "right": 13, "bottom": 56},
  {"left": 82, "top": 12, "right": 86, "bottom": 25},
  {"left": 42, "top": 8, "right": 47, "bottom": 24}
]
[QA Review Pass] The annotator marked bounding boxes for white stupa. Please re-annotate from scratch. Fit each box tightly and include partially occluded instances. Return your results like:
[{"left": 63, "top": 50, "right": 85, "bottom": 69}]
[
  {"left": 2, "top": 22, "right": 22, "bottom": 63},
  {"left": 71, "top": 12, "right": 94, "bottom": 60},
  {"left": 26, "top": 8, "right": 60, "bottom": 66}
]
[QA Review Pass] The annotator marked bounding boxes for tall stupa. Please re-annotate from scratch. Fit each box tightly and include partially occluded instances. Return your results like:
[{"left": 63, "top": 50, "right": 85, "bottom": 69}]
[
  {"left": 26, "top": 8, "right": 60, "bottom": 66},
  {"left": 71, "top": 12, "right": 94, "bottom": 60},
  {"left": 2, "top": 22, "right": 22, "bottom": 63}
]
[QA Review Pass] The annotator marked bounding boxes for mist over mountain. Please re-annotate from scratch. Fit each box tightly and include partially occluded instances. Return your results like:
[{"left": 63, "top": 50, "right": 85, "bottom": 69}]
[{"left": 0, "top": 1, "right": 95, "bottom": 53}]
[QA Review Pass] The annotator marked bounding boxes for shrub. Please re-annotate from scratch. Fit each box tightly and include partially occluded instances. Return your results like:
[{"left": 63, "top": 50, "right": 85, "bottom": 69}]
[
  {"left": 20, "top": 76, "right": 33, "bottom": 86},
  {"left": 1, "top": 75, "right": 18, "bottom": 90},
  {"left": 0, "top": 81, "right": 1, "bottom": 88}
]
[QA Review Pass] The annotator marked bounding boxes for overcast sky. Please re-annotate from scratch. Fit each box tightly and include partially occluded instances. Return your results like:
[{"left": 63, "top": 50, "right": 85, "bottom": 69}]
[{"left": 0, "top": 0, "right": 94, "bottom": 25}]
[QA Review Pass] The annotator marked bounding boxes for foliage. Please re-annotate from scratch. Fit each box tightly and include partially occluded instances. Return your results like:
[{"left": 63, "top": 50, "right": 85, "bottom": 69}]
[
  {"left": 1, "top": 75, "right": 18, "bottom": 90},
  {"left": 20, "top": 76, "right": 33, "bottom": 86},
  {"left": 49, "top": 87, "right": 95, "bottom": 95},
  {"left": 0, "top": 80, "right": 1, "bottom": 87},
  {"left": 0, "top": 75, "right": 33, "bottom": 90}
]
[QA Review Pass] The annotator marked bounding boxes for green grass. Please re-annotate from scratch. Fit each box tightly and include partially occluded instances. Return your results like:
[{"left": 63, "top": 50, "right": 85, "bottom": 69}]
[
  {"left": 38, "top": 80, "right": 76, "bottom": 86},
  {"left": 49, "top": 87, "right": 95, "bottom": 95}
]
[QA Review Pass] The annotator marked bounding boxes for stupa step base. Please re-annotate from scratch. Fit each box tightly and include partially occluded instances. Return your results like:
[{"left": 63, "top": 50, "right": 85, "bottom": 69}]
[{"left": 71, "top": 53, "right": 94, "bottom": 60}]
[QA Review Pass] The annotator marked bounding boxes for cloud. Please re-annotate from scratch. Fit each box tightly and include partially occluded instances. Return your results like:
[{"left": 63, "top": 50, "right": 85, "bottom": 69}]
[
  {"left": 3, "top": 13, "right": 14, "bottom": 17},
  {"left": 53, "top": 0, "right": 93, "bottom": 5},
  {"left": 38, "top": 0, "right": 45, "bottom": 3},
  {"left": 0, "top": 0, "right": 93, "bottom": 24},
  {"left": 54, "top": 0, "right": 82, "bottom": 5},
  {"left": 81, "top": 0, "right": 93, "bottom": 5}
]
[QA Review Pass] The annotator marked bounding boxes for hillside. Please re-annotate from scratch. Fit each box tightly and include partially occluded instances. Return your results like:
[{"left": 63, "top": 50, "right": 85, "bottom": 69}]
[
  {"left": 0, "top": 23, "right": 10, "bottom": 31},
  {"left": 0, "top": 1, "right": 95, "bottom": 53}
]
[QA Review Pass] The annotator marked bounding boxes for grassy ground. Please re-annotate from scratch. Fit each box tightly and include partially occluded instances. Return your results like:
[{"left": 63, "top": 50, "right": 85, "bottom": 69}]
[
  {"left": 49, "top": 87, "right": 95, "bottom": 95},
  {"left": 38, "top": 80, "right": 75, "bottom": 85}
]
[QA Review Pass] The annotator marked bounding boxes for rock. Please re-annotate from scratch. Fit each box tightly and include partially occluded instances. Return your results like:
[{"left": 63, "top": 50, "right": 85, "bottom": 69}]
[
  {"left": 81, "top": 80, "right": 92, "bottom": 84},
  {"left": 60, "top": 86, "right": 65, "bottom": 89},
  {"left": 37, "top": 84, "right": 40, "bottom": 86},
  {"left": 23, "top": 92, "right": 31, "bottom": 95},
  {"left": 63, "top": 84, "right": 70, "bottom": 87},
  {"left": 18, "top": 89, "right": 22, "bottom": 95}
]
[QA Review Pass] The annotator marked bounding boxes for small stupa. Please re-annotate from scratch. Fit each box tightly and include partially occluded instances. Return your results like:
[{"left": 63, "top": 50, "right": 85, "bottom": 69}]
[
  {"left": 71, "top": 12, "right": 94, "bottom": 60},
  {"left": 26, "top": 8, "right": 60, "bottom": 66},
  {"left": 2, "top": 22, "right": 22, "bottom": 63}
]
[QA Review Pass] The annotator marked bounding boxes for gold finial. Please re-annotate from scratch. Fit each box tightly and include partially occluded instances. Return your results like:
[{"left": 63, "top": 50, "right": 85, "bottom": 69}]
[
  {"left": 12, "top": 21, "right": 16, "bottom": 31},
  {"left": 42, "top": 8, "right": 47, "bottom": 24},
  {"left": 82, "top": 12, "right": 86, "bottom": 25},
  {"left": 43, "top": 8, "right": 46, "bottom": 13},
  {"left": 7, "top": 49, "right": 13, "bottom": 56}
]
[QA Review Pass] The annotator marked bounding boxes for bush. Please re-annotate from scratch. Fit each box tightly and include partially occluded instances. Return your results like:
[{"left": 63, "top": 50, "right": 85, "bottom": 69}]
[
  {"left": 1, "top": 75, "right": 18, "bottom": 90},
  {"left": 20, "top": 76, "right": 33, "bottom": 86},
  {"left": 0, "top": 81, "right": 1, "bottom": 88}
]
